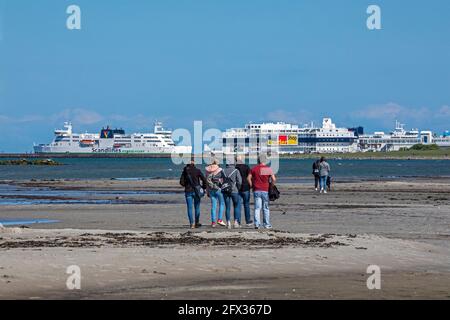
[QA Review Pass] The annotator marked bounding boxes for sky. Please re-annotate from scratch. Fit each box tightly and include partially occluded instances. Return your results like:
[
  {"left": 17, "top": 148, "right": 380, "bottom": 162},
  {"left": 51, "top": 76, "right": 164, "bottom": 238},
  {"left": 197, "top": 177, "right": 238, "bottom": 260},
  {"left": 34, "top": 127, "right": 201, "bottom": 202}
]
[{"left": 0, "top": 0, "right": 449, "bottom": 152}]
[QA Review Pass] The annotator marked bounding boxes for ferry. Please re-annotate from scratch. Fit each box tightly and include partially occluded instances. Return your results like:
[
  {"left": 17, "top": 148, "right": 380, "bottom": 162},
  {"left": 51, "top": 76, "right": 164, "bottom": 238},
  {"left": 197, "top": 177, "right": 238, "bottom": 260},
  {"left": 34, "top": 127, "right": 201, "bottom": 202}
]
[
  {"left": 221, "top": 118, "right": 359, "bottom": 154},
  {"left": 33, "top": 122, "right": 191, "bottom": 155},
  {"left": 359, "top": 121, "right": 450, "bottom": 151}
]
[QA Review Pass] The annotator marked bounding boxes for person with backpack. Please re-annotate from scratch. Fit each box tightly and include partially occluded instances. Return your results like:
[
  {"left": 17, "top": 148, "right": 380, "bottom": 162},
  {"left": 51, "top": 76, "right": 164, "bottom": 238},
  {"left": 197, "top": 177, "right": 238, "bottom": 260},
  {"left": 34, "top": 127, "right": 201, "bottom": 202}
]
[
  {"left": 312, "top": 159, "right": 320, "bottom": 191},
  {"left": 235, "top": 155, "right": 253, "bottom": 226},
  {"left": 319, "top": 156, "right": 331, "bottom": 194},
  {"left": 223, "top": 160, "right": 243, "bottom": 229},
  {"left": 179, "top": 158, "right": 207, "bottom": 229},
  {"left": 205, "top": 159, "right": 225, "bottom": 228},
  {"left": 247, "top": 155, "right": 276, "bottom": 229}
]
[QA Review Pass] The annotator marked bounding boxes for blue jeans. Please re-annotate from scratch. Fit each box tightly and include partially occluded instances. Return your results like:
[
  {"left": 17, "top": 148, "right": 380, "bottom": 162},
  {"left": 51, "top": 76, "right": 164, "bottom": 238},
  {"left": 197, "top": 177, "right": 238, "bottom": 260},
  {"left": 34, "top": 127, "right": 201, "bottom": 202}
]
[
  {"left": 239, "top": 191, "right": 251, "bottom": 224},
  {"left": 224, "top": 192, "right": 242, "bottom": 223},
  {"left": 209, "top": 189, "right": 225, "bottom": 223},
  {"left": 319, "top": 175, "right": 328, "bottom": 190},
  {"left": 254, "top": 191, "right": 271, "bottom": 228},
  {"left": 185, "top": 192, "right": 201, "bottom": 225}
]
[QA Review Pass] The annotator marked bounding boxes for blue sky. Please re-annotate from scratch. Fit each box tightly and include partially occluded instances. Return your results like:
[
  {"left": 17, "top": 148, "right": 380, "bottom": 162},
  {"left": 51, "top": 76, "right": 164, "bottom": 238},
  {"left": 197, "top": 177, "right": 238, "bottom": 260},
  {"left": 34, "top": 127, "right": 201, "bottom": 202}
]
[{"left": 1, "top": 0, "right": 450, "bottom": 152}]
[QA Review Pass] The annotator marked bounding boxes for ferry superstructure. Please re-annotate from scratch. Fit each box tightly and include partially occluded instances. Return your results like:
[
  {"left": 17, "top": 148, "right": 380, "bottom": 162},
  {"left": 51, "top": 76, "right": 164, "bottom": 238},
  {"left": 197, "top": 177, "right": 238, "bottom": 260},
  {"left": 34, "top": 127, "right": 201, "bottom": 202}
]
[
  {"left": 33, "top": 122, "right": 191, "bottom": 154},
  {"left": 359, "top": 121, "right": 450, "bottom": 151},
  {"left": 221, "top": 118, "right": 359, "bottom": 154},
  {"left": 221, "top": 118, "right": 450, "bottom": 154}
]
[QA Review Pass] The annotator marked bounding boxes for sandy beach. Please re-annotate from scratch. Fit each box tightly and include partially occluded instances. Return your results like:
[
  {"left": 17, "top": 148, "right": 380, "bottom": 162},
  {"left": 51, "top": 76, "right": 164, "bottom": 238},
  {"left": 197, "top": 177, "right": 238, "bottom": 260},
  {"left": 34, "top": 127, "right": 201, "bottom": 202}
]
[{"left": 0, "top": 178, "right": 449, "bottom": 299}]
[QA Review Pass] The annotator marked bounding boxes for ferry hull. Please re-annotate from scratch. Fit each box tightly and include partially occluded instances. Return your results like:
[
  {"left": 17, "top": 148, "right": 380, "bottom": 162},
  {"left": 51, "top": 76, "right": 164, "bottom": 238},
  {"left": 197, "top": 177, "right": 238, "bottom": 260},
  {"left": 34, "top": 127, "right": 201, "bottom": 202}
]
[{"left": 33, "top": 121, "right": 191, "bottom": 156}]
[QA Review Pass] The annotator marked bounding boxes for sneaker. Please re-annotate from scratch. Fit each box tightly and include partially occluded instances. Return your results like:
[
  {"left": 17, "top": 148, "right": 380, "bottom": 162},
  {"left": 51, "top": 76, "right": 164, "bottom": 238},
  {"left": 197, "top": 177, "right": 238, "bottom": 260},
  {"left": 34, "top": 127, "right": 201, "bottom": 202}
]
[
  {"left": 190, "top": 224, "right": 196, "bottom": 229},
  {"left": 195, "top": 223, "right": 202, "bottom": 228},
  {"left": 315, "top": 188, "right": 318, "bottom": 191},
  {"left": 320, "top": 189, "right": 324, "bottom": 193},
  {"left": 211, "top": 222, "right": 216, "bottom": 228},
  {"left": 227, "top": 221, "right": 232, "bottom": 229},
  {"left": 324, "top": 190, "right": 327, "bottom": 194},
  {"left": 245, "top": 220, "right": 254, "bottom": 227},
  {"left": 217, "top": 220, "right": 226, "bottom": 226},
  {"left": 265, "top": 225, "right": 273, "bottom": 229},
  {"left": 234, "top": 221, "right": 241, "bottom": 228}
]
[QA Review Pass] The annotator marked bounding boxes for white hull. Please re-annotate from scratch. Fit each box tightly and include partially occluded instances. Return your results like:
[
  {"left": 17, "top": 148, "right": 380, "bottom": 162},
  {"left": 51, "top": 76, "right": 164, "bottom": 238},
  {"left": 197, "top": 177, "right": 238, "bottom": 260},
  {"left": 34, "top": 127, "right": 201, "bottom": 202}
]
[{"left": 34, "top": 122, "right": 191, "bottom": 155}]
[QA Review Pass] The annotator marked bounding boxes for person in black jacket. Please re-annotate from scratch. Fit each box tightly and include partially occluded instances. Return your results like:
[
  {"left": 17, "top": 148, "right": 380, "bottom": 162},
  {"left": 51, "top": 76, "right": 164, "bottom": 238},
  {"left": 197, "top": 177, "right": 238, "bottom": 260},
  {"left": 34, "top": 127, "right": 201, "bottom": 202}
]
[
  {"left": 180, "top": 159, "right": 207, "bottom": 229},
  {"left": 312, "top": 159, "right": 320, "bottom": 191},
  {"left": 235, "top": 155, "right": 253, "bottom": 226}
]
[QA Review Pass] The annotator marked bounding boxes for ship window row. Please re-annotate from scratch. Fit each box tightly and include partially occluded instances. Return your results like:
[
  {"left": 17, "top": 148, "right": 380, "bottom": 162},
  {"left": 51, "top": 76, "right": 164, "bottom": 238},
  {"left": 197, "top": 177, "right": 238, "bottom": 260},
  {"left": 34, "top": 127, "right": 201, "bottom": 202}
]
[{"left": 362, "top": 139, "right": 419, "bottom": 144}]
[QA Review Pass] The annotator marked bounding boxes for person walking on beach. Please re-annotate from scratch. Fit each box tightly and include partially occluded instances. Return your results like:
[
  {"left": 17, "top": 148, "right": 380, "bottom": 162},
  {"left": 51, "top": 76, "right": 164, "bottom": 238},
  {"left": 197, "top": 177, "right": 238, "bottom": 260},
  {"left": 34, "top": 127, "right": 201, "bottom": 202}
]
[
  {"left": 235, "top": 155, "right": 253, "bottom": 226},
  {"left": 205, "top": 159, "right": 225, "bottom": 228},
  {"left": 247, "top": 155, "right": 276, "bottom": 229},
  {"left": 312, "top": 159, "right": 320, "bottom": 191},
  {"left": 319, "top": 157, "right": 331, "bottom": 194},
  {"left": 223, "top": 160, "right": 243, "bottom": 229},
  {"left": 179, "top": 159, "right": 207, "bottom": 229}
]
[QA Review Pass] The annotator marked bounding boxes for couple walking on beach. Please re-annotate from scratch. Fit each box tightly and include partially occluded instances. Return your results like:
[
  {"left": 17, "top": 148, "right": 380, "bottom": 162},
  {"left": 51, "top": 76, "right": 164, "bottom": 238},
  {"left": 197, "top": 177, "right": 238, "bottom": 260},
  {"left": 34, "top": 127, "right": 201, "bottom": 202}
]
[
  {"left": 179, "top": 155, "right": 276, "bottom": 230},
  {"left": 312, "top": 157, "right": 331, "bottom": 193}
]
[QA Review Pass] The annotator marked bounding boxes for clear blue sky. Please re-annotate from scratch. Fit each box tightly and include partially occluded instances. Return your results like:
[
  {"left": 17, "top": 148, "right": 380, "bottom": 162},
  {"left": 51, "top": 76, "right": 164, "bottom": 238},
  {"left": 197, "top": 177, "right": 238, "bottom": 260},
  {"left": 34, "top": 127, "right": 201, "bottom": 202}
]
[{"left": 1, "top": 0, "right": 449, "bottom": 152}]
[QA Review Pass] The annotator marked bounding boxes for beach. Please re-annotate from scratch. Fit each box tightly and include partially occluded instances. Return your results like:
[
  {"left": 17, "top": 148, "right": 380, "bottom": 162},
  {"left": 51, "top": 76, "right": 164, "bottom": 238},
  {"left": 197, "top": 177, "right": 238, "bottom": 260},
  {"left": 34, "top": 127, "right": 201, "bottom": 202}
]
[{"left": 0, "top": 178, "right": 449, "bottom": 299}]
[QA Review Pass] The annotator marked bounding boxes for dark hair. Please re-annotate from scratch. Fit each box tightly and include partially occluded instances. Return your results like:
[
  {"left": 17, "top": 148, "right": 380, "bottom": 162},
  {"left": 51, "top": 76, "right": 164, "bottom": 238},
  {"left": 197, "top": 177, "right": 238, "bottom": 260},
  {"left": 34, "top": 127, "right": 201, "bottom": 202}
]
[{"left": 320, "top": 157, "right": 325, "bottom": 162}]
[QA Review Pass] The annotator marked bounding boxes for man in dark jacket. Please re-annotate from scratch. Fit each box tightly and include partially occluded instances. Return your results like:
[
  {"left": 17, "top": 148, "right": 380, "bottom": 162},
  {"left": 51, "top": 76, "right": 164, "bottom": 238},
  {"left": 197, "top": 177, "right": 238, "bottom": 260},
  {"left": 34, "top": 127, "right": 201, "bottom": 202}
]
[
  {"left": 235, "top": 155, "right": 253, "bottom": 226},
  {"left": 312, "top": 159, "right": 320, "bottom": 191},
  {"left": 180, "top": 159, "right": 207, "bottom": 229}
]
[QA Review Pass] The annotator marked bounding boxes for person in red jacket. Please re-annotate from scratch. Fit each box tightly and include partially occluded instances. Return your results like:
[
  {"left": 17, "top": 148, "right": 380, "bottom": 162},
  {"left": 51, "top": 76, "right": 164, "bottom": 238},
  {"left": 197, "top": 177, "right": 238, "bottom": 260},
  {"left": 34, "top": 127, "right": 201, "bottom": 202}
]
[{"left": 247, "top": 155, "right": 276, "bottom": 229}]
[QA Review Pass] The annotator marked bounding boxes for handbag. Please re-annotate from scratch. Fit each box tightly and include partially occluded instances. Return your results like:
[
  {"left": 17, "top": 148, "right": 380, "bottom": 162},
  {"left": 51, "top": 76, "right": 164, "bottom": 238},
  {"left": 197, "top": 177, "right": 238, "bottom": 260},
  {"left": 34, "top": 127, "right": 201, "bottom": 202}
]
[
  {"left": 268, "top": 183, "right": 280, "bottom": 201},
  {"left": 186, "top": 169, "right": 205, "bottom": 198}
]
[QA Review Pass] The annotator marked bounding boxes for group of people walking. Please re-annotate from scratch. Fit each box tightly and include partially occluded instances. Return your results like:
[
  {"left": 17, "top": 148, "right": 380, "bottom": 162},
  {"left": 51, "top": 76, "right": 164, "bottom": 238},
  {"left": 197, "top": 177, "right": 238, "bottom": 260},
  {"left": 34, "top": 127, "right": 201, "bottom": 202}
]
[
  {"left": 180, "top": 155, "right": 276, "bottom": 230},
  {"left": 312, "top": 157, "right": 331, "bottom": 193}
]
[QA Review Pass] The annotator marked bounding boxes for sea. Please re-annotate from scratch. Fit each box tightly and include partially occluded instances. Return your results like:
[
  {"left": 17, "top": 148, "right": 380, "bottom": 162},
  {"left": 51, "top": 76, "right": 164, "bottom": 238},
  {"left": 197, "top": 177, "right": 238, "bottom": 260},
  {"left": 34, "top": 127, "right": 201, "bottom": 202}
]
[{"left": 0, "top": 158, "right": 449, "bottom": 181}]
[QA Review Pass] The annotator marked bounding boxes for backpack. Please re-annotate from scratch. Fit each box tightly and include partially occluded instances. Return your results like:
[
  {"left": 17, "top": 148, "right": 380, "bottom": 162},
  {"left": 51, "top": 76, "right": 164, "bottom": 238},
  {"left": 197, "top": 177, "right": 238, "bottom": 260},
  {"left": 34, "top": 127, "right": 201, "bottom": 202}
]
[
  {"left": 312, "top": 161, "right": 320, "bottom": 175},
  {"left": 220, "top": 169, "right": 237, "bottom": 195},
  {"left": 207, "top": 171, "right": 222, "bottom": 190}
]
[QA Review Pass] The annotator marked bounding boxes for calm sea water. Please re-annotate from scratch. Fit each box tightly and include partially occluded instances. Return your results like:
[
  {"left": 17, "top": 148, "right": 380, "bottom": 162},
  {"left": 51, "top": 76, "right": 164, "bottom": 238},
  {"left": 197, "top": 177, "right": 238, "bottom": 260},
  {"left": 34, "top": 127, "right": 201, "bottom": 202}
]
[{"left": 0, "top": 158, "right": 449, "bottom": 181}]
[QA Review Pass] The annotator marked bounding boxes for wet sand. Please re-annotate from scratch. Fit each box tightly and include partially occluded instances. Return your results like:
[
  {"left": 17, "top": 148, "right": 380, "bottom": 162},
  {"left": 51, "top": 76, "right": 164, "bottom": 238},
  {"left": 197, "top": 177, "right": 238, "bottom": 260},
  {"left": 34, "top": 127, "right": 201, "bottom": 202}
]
[{"left": 0, "top": 178, "right": 449, "bottom": 299}]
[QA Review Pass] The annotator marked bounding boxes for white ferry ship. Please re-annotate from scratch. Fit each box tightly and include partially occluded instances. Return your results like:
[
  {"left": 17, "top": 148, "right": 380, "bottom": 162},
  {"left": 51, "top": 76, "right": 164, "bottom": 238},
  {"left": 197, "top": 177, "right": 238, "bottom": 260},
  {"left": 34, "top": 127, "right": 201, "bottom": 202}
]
[
  {"left": 33, "top": 122, "right": 191, "bottom": 154},
  {"left": 221, "top": 118, "right": 359, "bottom": 154},
  {"left": 359, "top": 121, "right": 450, "bottom": 152},
  {"left": 220, "top": 118, "right": 450, "bottom": 154}
]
